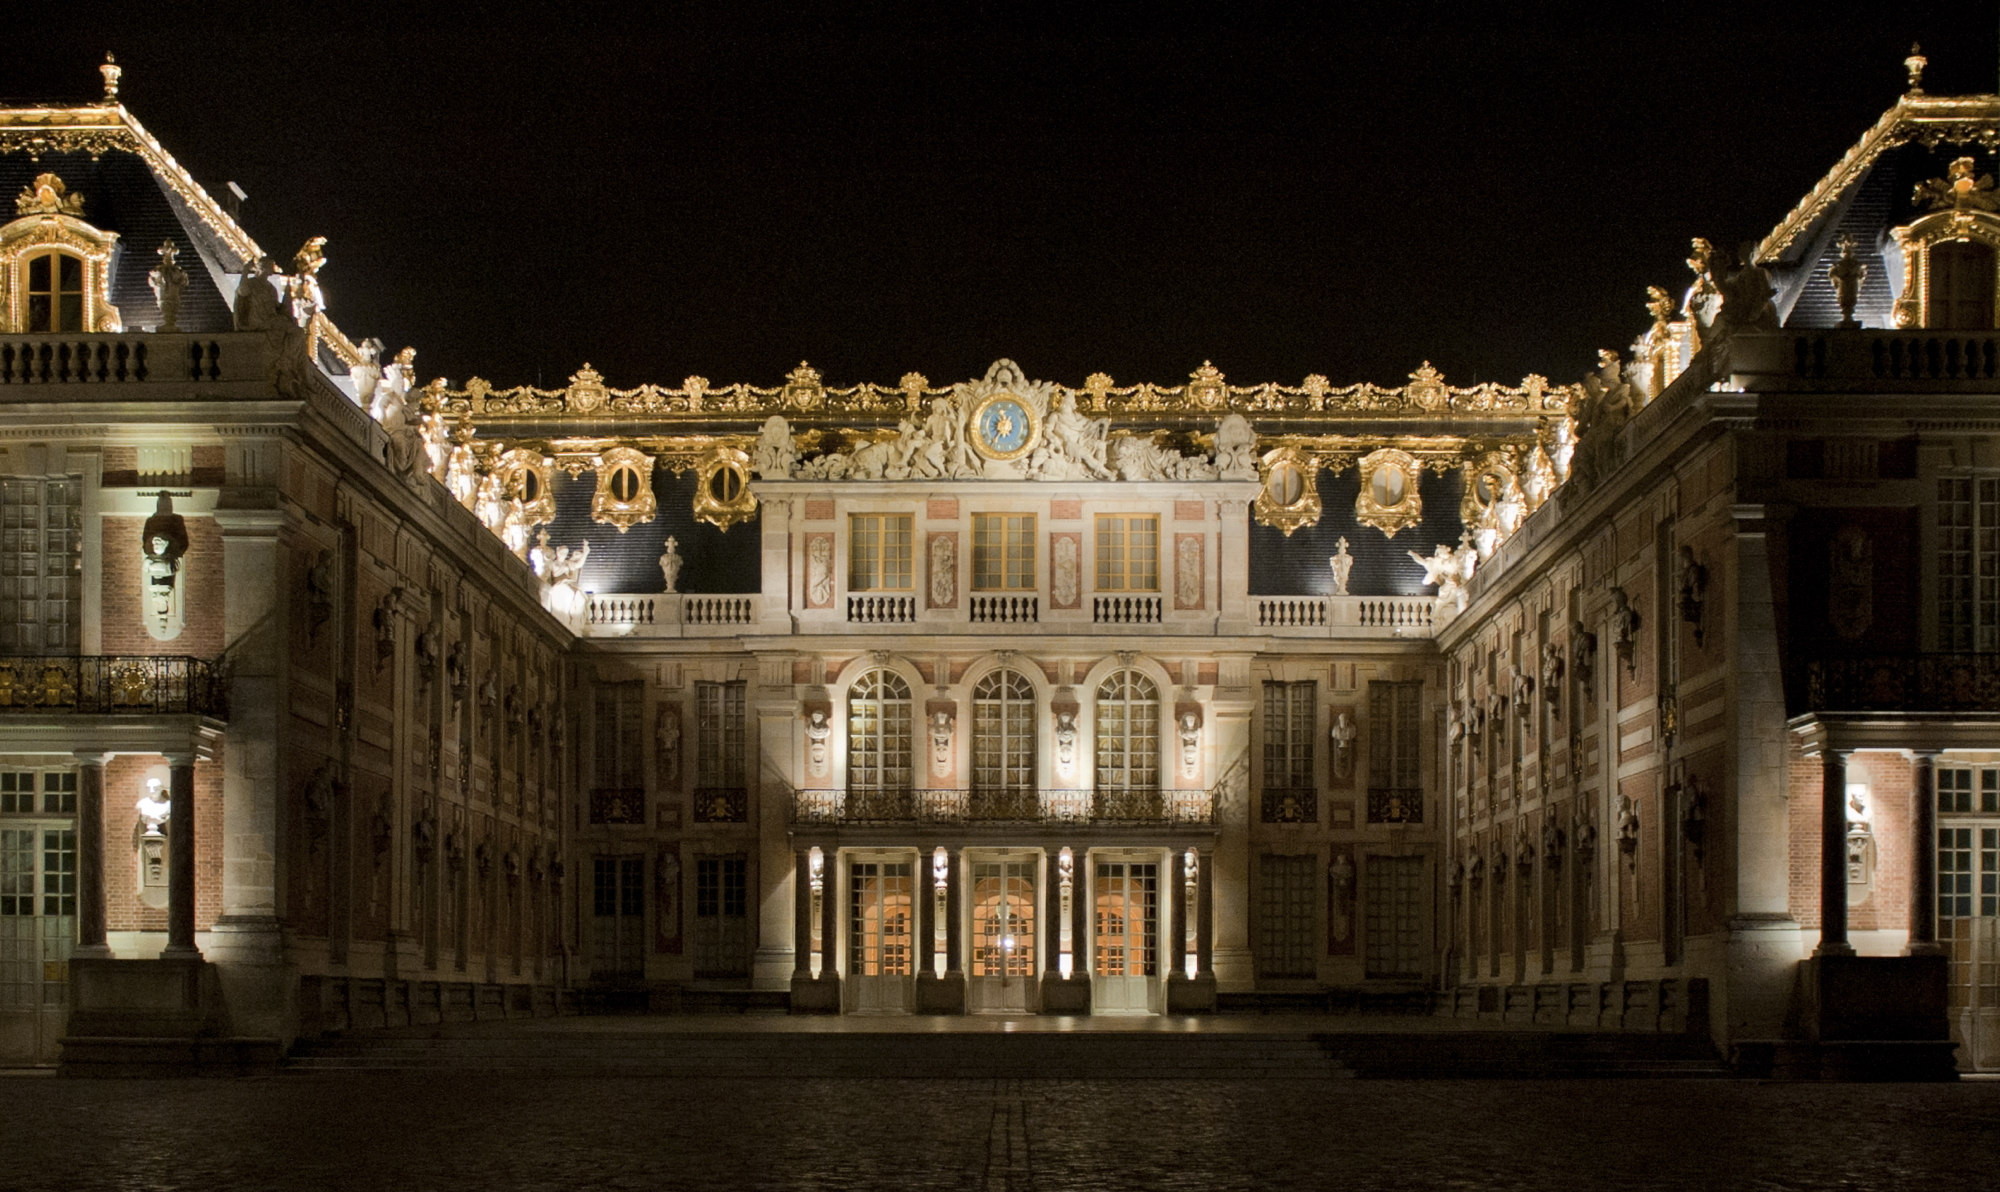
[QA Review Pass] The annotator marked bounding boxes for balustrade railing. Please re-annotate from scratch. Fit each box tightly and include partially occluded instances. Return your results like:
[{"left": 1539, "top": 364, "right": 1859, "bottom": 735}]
[
  {"left": 969, "top": 595, "right": 1038, "bottom": 624},
  {"left": 1257, "top": 597, "right": 1326, "bottom": 627},
  {"left": 790, "top": 786, "right": 1216, "bottom": 827},
  {"left": 1093, "top": 595, "right": 1162, "bottom": 624},
  {"left": 684, "top": 596, "right": 755, "bottom": 625},
  {"left": 1805, "top": 654, "right": 2000, "bottom": 712},
  {"left": 848, "top": 593, "right": 917, "bottom": 623},
  {"left": 0, "top": 335, "right": 227, "bottom": 384},
  {"left": 586, "top": 596, "right": 656, "bottom": 625},
  {"left": 0, "top": 655, "right": 225, "bottom": 716}
]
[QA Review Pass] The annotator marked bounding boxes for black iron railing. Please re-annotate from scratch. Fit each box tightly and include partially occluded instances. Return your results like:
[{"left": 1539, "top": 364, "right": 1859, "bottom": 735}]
[
  {"left": 1261, "top": 788, "right": 1319, "bottom": 824},
  {"left": 1367, "top": 787, "right": 1424, "bottom": 824},
  {"left": 0, "top": 655, "right": 225, "bottom": 716},
  {"left": 790, "top": 786, "right": 1217, "bottom": 827},
  {"left": 692, "top": 786, "right": 748, "bottom": 823},
  {"left": 1805, "top": 654, "right": 2000, "bottom": 713},
  {"left": 589, "top": 788, "right": 646, "bottom": 825}
]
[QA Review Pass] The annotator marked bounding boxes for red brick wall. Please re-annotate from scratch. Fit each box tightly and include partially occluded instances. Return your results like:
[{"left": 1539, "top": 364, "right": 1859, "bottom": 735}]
[
  {"left": 101, "top": 515, "right": 225, "bottom": 657},
  {"left": 101, "top": 751, "right": 223, "bottom": 935}
]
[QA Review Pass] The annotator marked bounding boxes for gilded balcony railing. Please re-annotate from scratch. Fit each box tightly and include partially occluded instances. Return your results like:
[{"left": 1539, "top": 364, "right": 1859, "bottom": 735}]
[
  {"left": 0, "top": 655, "right": 225, "bottom": 716},
  {"left": 790, "top": 786, "right": 1217, "bottom": 827}
]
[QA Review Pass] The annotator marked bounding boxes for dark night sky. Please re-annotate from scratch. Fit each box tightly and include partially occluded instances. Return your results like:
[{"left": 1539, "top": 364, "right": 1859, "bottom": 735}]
[{"left": 10, "top": 4, "right": 2000, "bottom": 392}]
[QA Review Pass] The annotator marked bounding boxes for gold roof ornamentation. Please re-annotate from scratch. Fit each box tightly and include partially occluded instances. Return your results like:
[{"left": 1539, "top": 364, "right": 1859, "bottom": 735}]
[
  {"left": 435, "top": 361, "right": 1572, "bottom": 423},
  {"left": 15, "top": 172, "right": 85, "bottom": 217},
  {"left": 1913, "top": 157, "right": 2000, "bottom": 212}
]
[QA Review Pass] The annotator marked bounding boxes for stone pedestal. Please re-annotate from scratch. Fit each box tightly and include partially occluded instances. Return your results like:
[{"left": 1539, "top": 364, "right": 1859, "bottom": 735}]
[
  {"left": 1039, "top": 973, "right": 1090, "bottom": 1014},
  {"left": 1767, "top": 954, "right": 1959, "bottom": 1080},
  {"left": 61, "top": 957, "right": 282, "bottom": 1076},
  {"left": 789, "top": 973, "right": 841, "bottom": 1014},
  {"left": 1167, "top": 973, "right": 1217, "bottom": 1013},
  {"left": 915, "top": 971, "right": 965, "bottom": 1014}
]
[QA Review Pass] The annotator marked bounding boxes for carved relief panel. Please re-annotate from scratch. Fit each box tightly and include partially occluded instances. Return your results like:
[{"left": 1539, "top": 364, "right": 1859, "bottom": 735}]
[
  {"left": 1173, "top": 533, "right": 1204, "bottom": 610},
  {"left": 1049, "top": 531, "right": 1081, "bottom": 609},
  {"left": 926, "top": 531, "right": 958, "bottom": 609}
]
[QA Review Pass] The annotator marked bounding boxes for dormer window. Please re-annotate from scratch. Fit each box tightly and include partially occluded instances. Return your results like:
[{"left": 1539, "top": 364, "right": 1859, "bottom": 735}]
[
  {"left": 0, "top": 173, "right": 121, "bottom": 334},
  {"left": 24, "top": 250, "right": 85, "bottom": 332},
  {"left": 1891, "top": 157, "right": 2000, "bottom": 331}
]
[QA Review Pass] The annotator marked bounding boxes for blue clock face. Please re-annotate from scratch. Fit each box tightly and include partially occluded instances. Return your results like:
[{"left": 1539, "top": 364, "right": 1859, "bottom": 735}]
[{"left": 974, "top": 396, "right": 1036, "bottom": 459}]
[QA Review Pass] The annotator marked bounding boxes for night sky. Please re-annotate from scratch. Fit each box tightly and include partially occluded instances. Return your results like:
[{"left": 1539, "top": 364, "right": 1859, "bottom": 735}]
[{"left": 10, "top": 5, "right": 2000, "bottom": 393}]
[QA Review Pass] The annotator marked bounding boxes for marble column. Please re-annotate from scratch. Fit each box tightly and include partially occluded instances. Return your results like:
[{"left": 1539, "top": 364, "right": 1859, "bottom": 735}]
[
  {"left": 1169, "top": 848, "right": 1190, "bottom": 980},
  {"left": 1196, "top": 846, "right": 1215, "bottom": 977},
  {"left": 792, "top": 849, "right": 812, "bottom": 981},
  {"left": 920, "top": 847, "right": 940, "bottom": 976},
  {"left": 819, "top": 847, "right": 840, "bottom": 978},
  {"left": 163, "top": 752, "right": 199, "bottom": 959},
  {"left": 1044, "top": 846, "right": 1064, "bottom": 977},
  {"left": 1816, "top": 750, "right": 1854, "bottom": 958},
  {"left": 944, "top": 847, "right": 964, "bottom": 978},
  {"left": 73, "top": 752, "right": 110, "bottom": 959},
  {"left": 1909, "top": 751, "right": 1944, "bottom": 956}
]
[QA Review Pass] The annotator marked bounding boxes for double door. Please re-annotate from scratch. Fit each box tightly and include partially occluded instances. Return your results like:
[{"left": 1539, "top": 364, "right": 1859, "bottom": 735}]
[
  {"left": 1093, "top": 860, "right": 1160, "bottom": 1014},
  {"left": 847, "top": 860, "right": 915, "bottom": 1012},
  {"left": 1941, "top": 823, "right": 2000, "bottom": 1069},
  {"left": 968, "top": 859, "right": 1036, "bottom": 1012}
]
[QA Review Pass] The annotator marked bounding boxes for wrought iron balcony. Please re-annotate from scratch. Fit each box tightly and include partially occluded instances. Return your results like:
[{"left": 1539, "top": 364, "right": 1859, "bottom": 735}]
[
  {"left": 1805, "top": 655, "right": 2000, "bottom": 713},
  {"left": 0, "top": 655, "right": 225, "bottom": 717},
  {"left": 791, "top": 786, "right": 1217, "bottom": 828}
]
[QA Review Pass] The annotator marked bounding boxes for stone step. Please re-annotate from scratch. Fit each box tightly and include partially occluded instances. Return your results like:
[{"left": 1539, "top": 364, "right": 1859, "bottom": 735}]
[{"left": 286, "top": 1026, "right": 1730, "bottom": 1079}]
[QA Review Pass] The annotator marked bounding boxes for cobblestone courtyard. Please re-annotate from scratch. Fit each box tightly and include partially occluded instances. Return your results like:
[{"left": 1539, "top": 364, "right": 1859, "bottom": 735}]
[{"left": 3, "top": 1073, "right": 1997, "bottom": 1191}]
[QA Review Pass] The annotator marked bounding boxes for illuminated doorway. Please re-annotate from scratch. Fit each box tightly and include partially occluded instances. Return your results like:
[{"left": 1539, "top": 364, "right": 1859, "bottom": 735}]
[
  {"left": 1093, "top": 859, "right": 1159, "bottom": 1014},
  {"left": 847, "top": 858, "right": 914, "bottom": 1012},
  {"left": 968, "top": 857, "right": 1036, "bottom": 1012}
]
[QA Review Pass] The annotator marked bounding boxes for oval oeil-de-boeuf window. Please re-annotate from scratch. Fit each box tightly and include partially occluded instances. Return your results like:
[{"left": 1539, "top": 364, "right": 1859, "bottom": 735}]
[
  {"left": 1266, "top": 462, "right": 1305, "bottom": 507},
  {"left": 709, "top": 465, "right": 743, "bottom": 504},
  {"left": 1370, "top": 465, "right": 1407, "bottom": 508},
  {"left": 606, "top": 465, "right": 642, "bottom": 503}
]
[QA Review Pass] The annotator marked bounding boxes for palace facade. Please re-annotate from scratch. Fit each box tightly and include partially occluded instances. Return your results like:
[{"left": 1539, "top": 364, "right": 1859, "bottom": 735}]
[{"left": 0, "top": 54, "right": 1990, "bottom": 1076}]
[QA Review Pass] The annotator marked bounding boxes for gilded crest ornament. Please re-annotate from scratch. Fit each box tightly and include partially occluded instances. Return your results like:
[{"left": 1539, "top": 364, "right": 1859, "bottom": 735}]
[
  {"left": 783, "top": 362, "right": 825, "bottom": 410},
  {"left": 565, "top": 365, "right": 609, "bottom": 414},
  {"left": 1186, "top": 361, "right": 1227, "bottom": 409},
  {"left": 15, "top": 173, "right": 86, "bottom": 217},
  {"left": 968, "top": 391, "right": 1040, "bottom": 462},
  {"left": 1355, "top": 447, "right": 1424, "bottom": 538},
  {"left": 1253, "top": 446, "right": 1322, "bottom": 536},
  {"left": 1406, "top": 362, "right": 1448, "bottom": 411}
]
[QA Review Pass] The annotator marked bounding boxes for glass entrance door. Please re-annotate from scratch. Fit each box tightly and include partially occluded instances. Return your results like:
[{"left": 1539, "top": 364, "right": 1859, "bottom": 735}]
[
  {"left": 1093, "top": 860, "right": 1159, "bottom": 1014},
  {"left": 1940, "top": 822, "right": 2000, "bottom": 1070},
  {"left": 0, "top": 823, "right": 74, "bottom": 1063},
  {"left": 848, "top": 860, "right": 914, "bottom": 1012},
  {"left": 968, "top": 859, "right": 1036, "bottom": 1012},
  {"left": 590, "top": 856, "right": 645, "bottom": 979}
]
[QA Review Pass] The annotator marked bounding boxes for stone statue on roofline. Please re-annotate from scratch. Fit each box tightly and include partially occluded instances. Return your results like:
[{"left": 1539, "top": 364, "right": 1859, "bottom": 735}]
[{"left": 753, "top": 415, "right": 796, "bottom": 479}]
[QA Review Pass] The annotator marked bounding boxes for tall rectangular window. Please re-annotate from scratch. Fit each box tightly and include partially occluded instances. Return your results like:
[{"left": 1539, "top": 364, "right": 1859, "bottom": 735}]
[
  {"left": 1363, "top": 854, "right": 1424, "bottom": 979},
  {"left": 1094, "top": 514, "right": 1159, "bottom": 592},
  {"left": 695, "top": 680, "right": 747, "bottom": 789},
  {"left": 693, "top": 855, "right": 750, "bottom": 978},
  {"left": 1939, "top": 475, "right": 2000, "bottom": 651},
  {"left": 0, "top": 477, "right": 82, "bottom": 655},
  {"left": 1366, "top": 680, "right": 1423, "bottom": 823},
  {"left": 848, "top": 514, "right": 913, "bottom": 591},
  {"left": 593, "top": 683, "right": 644, "bottom": 790},
  {"left": 972, "top": 514, "right": 1036, "bottom": 591},
  {"left": 1262, "top": 681, "right": 1316, "bottom": 791},
  {"left": 1257, "top": 853, "right": 1318, "bottom": 979}
]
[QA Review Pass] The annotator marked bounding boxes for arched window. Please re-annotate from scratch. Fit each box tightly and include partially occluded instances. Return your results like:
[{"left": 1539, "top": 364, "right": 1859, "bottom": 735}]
[
  {"left": 24, "top": 250, "right": 84, "bottom": 333},
  {"left": 847, "top": 669, "right": 912, "bottom": 795},
  {"left": 1094, "top": 669, "right": 1159, "bottom": 793},
  {"left": 972, "top": 669, "right": 1035, "bottom": 814}
]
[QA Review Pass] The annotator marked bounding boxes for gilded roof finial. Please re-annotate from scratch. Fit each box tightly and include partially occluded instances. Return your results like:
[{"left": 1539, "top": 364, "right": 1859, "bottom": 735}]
[
  {"left": 1905, "top": 42, "right": 1927, "bottom": 94},
  {"left": 99, "top": 53, "right": 121, "bottom": 104}
]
